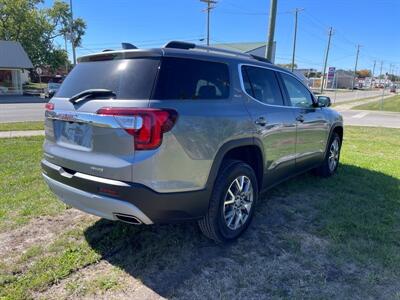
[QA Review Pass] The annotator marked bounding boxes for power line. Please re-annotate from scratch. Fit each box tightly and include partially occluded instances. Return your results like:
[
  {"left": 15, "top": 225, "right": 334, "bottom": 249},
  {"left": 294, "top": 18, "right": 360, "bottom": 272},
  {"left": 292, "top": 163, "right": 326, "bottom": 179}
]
[{"left": 82, "top": 35, "right": 204, "bottom": 47}]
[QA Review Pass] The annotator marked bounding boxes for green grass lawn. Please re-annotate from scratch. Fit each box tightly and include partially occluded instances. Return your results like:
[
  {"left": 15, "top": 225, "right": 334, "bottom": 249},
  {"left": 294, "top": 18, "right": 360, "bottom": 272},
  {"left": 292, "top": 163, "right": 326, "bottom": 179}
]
[
  {"left": 306, "top": 127, "right": 400, "bottom": 266},
  {"left": 23, "top": 82, "right": 47, "bottom": 90},
  {"left": 331, "top": 94, "right": 384, "bottom": 107},
  {"left": 0, "top": 122, "right": 44, "bottom": 131},
  {"left": 0, "top": 127, "right": 400, "bottom": 299},
  {"left": 353, "top": 94, "right": 400, "bottom": 112},
  {"left": 0, "top": 136, "right": 63, "bottom": 231}
]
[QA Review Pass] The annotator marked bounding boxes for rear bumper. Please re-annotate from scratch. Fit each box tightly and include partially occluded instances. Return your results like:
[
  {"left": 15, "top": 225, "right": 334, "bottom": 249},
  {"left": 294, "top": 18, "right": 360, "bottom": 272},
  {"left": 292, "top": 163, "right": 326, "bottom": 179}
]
[
  {"left": 43, "top": 174, "right": 153, "bottom": 224},
  {"left": 41, "top": 159, "right": 209, "bottom": 224}
]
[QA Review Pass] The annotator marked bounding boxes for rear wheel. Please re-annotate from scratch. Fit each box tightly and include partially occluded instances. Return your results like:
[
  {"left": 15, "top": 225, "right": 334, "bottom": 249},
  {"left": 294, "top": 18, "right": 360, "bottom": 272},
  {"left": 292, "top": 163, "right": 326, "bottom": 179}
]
[
  {"left": 314, "top": 132, "right": 341, "bottom": 177},
  {"left": 198, "top": 160, "right": 258, "bottom": 243}
]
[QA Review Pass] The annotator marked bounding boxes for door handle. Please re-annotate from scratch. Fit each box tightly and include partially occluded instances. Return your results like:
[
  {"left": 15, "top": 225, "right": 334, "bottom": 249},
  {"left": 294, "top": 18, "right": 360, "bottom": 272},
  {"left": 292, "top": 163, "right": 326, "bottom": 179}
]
[
  {"left": 296, "top": 115, "right": 305, "bottom": 123},
  {"left": 255, "top": 117, "right": 267, "bottom": 126}
]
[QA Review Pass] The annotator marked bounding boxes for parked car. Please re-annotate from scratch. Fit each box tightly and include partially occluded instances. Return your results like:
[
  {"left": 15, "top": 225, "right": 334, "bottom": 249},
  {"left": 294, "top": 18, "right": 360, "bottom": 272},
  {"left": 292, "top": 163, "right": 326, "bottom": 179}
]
[
  {"left": 390, "top": 85, "right": 397, "bottom": 93},
  {"left": 42, "top": 41, "right": 343, "bottom": 243},
  {"left": 45, "top": 75, "right": 64, "bottom": 98}
]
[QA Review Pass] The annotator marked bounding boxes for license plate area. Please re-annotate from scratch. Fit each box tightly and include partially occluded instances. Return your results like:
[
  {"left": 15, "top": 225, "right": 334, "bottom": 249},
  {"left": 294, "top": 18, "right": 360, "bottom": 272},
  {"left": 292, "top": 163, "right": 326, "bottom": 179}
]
[{"left": 54, "top": 120, "right": 93, "bottom": 149}]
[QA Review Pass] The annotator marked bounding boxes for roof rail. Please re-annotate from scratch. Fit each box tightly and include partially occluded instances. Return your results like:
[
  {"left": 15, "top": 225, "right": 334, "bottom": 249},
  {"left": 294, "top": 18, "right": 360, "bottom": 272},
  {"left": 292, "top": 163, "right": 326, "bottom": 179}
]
[
  {"left": 250, "top": 54, "right": 271, "bottom": 64},
  {"left": 164, "top": 40, "right": 258, "bottom": 60}
]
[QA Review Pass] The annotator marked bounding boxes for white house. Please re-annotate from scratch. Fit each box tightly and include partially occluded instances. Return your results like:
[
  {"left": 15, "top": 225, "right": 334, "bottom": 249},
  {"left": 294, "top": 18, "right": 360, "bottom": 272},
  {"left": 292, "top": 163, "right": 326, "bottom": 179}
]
[{"left": 0, "top": 41, "right": 33, "bottom": 95}]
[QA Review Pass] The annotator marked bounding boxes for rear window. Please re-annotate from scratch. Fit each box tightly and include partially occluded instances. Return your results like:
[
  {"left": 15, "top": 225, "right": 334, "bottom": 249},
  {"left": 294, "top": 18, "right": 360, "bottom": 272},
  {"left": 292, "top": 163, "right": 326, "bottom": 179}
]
[
  {"left": 56, "top": 58, "right": 160, "bottom": 99},
  {"left": 153, "top": 57, "right": 230, "bottom": 100}
]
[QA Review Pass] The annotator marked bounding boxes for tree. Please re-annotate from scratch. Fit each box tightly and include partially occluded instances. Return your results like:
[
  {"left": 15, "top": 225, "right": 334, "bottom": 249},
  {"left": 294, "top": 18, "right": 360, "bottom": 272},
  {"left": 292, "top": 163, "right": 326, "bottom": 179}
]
[
  {"left": 356, "top": 69, "right": 371, "bottom": 78},
  {"left": 46, "top": 0, "right": 85, "bottom": 48},
  {"left": 0, "top": 0, "right": 86, "bottom": 70}
]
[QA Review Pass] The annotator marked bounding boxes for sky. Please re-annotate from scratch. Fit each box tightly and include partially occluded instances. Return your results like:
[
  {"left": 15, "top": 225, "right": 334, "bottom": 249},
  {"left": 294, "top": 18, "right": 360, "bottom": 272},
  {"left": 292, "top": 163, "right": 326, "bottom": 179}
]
[{"left": 44, "top": 0, "right": 400, "bottom": 75}]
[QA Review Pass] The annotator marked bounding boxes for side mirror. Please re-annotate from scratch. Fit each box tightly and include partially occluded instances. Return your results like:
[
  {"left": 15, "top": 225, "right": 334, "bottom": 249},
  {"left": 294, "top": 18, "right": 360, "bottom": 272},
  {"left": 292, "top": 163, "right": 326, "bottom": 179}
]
[{"left": 317, "top": 96, "right": 331, "bottom": 107}]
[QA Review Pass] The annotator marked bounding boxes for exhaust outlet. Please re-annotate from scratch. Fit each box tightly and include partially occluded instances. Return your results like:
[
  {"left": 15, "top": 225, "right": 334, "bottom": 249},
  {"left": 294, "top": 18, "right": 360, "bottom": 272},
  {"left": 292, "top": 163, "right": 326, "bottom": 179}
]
[{"left": 114, "top": 213, "right": 142, "bottom": 225}]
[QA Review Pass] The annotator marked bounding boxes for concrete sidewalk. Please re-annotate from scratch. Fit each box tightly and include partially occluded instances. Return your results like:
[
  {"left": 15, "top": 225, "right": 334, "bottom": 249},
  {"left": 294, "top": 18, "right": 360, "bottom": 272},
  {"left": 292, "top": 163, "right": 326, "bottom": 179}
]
[{"left": 0, "top": 130, "right": 44, "bottom": 138}]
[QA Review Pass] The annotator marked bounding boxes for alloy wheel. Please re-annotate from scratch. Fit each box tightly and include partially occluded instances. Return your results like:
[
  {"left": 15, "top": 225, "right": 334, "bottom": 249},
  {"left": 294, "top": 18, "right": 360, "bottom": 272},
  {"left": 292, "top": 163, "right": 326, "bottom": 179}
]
[
  {"left": 328, "top": 138, "right": 340, "bottom": 171},
  {"left": 223, "top": 175, "right": 254, "bottom": 230}
]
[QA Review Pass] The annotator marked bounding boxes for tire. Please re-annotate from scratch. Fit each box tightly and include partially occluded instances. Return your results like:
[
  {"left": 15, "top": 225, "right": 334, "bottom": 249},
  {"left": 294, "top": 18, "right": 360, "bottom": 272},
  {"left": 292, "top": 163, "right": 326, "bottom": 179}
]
[
  {"left": 314, "top": 132, "right": 342, "bottom": 177},
  {"left": 198, "top": 160, "right": 258, "bottom": 243}
]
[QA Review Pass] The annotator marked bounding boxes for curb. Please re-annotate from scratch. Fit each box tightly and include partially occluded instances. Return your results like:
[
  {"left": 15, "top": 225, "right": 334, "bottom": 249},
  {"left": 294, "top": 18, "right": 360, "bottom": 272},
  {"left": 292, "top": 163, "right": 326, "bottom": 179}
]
[{"left": 0, "top": 130, "right": 45, "bottom": 138}]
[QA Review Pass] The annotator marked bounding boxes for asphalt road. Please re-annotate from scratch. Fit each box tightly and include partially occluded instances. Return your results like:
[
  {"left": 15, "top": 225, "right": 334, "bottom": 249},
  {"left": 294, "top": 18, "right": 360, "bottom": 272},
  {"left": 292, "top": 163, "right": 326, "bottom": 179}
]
[
  {"left": 1, "top": 91, "right": 399, "bottom": 129},
  {"left": 0, "top": 103, "right": 45, "bottom": 123},
  {"left": 340, "top": 110, "right": 400, "bottom": 128}
]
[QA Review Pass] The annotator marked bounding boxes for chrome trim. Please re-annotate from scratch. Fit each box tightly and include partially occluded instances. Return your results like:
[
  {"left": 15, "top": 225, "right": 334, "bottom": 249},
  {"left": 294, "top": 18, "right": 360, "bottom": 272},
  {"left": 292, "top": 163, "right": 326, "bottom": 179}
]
[
  {"left": 237, "top": 63, "right": 317, "bottom": 109},
  {"left": 75, "top": 173, "right": 130, "bottom": 187},
  {"left": 42, "top": 159, "right": 130, "bottom": 187},
  {"left": 46, "top": 109, "right": 143, "bottom": 130},
  {"left": 46, "top": 109, "right": 119, "bottom": 128}
]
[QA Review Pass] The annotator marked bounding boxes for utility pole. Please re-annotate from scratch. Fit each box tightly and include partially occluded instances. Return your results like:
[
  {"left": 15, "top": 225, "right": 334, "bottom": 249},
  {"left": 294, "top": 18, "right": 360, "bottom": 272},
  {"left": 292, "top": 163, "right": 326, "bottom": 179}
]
[
  {"left": 351, "top": 44, "right": 361, "bottom": 91},
  {"left": 69, "top": 0, "right": 76, "bottom": 66},
  {"left": 266, "top": 0, "right": 278, "bottom": 60},
  {"left": 320, "top": 27, "right": 333, "bottom": 94},
  {"left": 64, "top": 35, "right": 69, "bottom": 73},
  {"left": 291, "top": 8, "right": 304, "bottom": 72},
  {"left": 200, "top": 0, "right": 217, "bottom": 46},
  {"left": 379, "top": 61, "right": 384, "bottom": 110},
  {"left": 371, "top": 60, "right": 376, "bottom": 89}
]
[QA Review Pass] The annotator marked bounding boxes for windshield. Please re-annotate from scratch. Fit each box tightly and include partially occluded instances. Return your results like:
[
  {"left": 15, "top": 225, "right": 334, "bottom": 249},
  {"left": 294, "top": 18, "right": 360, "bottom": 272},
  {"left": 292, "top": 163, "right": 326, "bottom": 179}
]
[{"left": 56, "top": 58, "right": 160, "bottom": 99}]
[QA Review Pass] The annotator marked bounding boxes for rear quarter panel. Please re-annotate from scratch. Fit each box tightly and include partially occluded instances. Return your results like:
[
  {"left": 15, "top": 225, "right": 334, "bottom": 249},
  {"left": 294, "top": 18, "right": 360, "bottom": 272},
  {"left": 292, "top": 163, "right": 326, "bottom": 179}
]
[{"left": 140, "top": 96, "right": 254, "bottom": 192}]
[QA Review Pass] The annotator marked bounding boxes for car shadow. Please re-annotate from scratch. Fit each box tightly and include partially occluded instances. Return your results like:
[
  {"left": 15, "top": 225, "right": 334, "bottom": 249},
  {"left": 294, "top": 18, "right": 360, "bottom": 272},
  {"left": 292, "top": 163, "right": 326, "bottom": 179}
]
[{"left": 84, "top": 163, "right": 400, "bottom": 298}]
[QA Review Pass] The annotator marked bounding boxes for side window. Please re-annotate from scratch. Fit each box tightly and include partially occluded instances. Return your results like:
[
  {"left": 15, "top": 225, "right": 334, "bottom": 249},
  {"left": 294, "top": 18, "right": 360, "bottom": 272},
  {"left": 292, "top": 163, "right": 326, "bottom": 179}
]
[
  {"left": 154, "top": 57, "right": 230, "bottom": 100},
  {"left": 196, "top": 80, "right": 223, "bottom": 97},
  {"left": 281, "top": 73, "right": 314, "bottom": 108},
  {"left": 241, "top": 69, "right": 253, "bottom": 96},
  {"left": 241, "top": 66, "right": 284, "bottom": 106}
]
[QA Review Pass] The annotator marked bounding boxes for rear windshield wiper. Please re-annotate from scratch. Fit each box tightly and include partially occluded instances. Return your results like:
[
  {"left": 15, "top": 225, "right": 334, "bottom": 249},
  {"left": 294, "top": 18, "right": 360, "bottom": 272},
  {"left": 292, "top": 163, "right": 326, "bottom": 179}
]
[{"left": 69, "top": 89, "right": 116, "bottom": 104}]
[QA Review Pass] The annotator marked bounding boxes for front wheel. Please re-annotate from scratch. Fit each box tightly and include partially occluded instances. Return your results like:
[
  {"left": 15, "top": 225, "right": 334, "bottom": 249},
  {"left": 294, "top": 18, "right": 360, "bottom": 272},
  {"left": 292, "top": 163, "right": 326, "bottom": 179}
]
[
  {"left": 314, "top": 132, "right": 342, "bottom": 177},
  {"left": 198, "top": 160, "right": 258, "bottom": 243}
]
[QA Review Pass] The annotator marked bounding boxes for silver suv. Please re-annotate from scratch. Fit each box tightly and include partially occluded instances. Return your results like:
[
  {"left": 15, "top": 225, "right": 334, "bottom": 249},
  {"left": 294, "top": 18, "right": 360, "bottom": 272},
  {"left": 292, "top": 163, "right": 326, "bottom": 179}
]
[{"left": 42, "top": 41, "right": 343, "bottom": 243}]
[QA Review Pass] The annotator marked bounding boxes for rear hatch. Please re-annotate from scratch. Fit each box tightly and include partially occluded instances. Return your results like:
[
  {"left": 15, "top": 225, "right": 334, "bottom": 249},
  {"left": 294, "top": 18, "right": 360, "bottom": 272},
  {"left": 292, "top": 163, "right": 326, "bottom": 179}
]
[{"left": 43, "top": 51, "right": 161, "bottom": 181}]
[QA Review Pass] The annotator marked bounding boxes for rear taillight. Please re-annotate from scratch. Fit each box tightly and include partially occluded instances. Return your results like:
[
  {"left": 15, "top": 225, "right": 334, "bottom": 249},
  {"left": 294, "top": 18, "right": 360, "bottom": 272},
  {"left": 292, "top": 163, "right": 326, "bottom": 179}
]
[
  {"left": 45, "top": 102, "right": 54, "bottom": 111},
  {"left": 97, "top": 107, "right": 178, "bottom": 150}
]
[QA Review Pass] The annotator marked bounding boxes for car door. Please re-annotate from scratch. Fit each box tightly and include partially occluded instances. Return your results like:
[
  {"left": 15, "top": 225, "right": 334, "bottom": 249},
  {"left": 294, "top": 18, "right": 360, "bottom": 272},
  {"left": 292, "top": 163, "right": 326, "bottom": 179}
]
[
  {"left": 278, "top": 72, "right": 330, "bottom": 172},
  {"left": 241, "top": 65, "right": 297, "bottom": 188}
]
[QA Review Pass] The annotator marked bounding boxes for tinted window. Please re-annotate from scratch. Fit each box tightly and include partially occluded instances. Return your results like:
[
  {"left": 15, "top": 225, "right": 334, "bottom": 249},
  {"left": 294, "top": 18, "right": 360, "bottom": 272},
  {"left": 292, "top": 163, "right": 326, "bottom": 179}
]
[
  {"left": 241, "top": 68, "right": 253, "bottom": 96},
  {"left": 56, "top": 58, "right": 160, "bottom": 99},
  {"left": 281, "top": 73, "right": 314, "bottom": 108},
  {"left": 242, "top": 66, "right": 284, "bottom": 106},
  {"left": 154, "top": 57, "right": 230, "bottom": 99}
]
